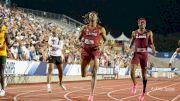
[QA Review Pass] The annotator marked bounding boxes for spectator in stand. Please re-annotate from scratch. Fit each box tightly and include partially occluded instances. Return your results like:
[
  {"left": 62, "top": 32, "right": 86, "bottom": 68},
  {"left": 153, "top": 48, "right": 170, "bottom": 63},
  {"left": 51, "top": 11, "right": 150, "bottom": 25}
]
[
  {"left": 10, "top": 42, "right": 18, "bottom": 60},
  {"left": 17, "top": 42, "right": 24, "bottom": 60}
]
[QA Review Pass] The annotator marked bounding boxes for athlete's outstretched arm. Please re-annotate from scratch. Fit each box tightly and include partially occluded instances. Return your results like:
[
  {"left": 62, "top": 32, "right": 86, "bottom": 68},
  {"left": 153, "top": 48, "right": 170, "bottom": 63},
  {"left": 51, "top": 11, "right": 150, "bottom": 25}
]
[
  {"left": 149, "top": 31, "right": 156, "bottom": 56},
  {"left": 100, "top": 27, "right": 107, "bottom": 42}
]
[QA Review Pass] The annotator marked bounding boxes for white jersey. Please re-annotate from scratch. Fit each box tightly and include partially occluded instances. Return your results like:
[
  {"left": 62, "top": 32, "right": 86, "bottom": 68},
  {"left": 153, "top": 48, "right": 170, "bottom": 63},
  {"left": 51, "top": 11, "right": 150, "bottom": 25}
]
[
  {"left": 48, "top": 36, "right": 63, "bottom": 56},
  {"left": 114, "top": 64, "right": 120, "bottom": 74}
]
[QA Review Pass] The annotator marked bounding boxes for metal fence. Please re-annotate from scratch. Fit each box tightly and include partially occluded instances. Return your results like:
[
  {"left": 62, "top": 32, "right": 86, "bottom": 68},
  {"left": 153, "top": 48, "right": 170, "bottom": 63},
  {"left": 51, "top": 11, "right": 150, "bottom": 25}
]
[{"left": 17, "top": 7, "right": 84, "bottom": 29}]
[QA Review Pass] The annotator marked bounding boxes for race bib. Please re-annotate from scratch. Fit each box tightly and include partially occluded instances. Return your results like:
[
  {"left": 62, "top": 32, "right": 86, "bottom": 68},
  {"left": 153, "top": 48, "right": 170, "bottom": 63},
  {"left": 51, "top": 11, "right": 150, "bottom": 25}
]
[
  {"left": 84, "top": 39, "right": 94, "bottom": 44},
  {"left": 137, "top": 48, "right": 147, "bottom": 52},
  {"left": 51, "top": 47, "right": 57, "bottom": 51}
]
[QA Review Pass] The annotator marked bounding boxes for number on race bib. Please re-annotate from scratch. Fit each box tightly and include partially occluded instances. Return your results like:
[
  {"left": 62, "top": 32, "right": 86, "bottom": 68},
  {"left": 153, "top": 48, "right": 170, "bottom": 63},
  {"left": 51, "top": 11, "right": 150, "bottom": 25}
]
[
  {"left": 51, "top": 47, "right": 57, "bottom": 51},
  {"left": 84, "top": 39, "right": 94, "bottom": 44}
]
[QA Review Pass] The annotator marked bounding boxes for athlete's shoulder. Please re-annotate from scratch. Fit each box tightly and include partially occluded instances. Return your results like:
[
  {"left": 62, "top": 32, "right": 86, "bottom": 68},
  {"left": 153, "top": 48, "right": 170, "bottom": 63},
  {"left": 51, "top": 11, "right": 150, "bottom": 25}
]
[
  {"left": 146, "top": 30, "right": 153, "bottom": 37},
  {"left": 146, "top": 29, "right": 152, "bottom": 33},
  {"left": 97, "top": 25, "right": 106, "bottom": 35},
  {"left": 97, "top": 25, "right": 105, "bottom": 33},
  {"left": 132, "top": 30, "right": 137, "bottom": 36},
  {"left": 133, "top": 29, "right": 139, "bottom": 33},
  {"left": 97, "top": 24, "right": 104, "bottom": 29},
  {"left": 81, "top": 25, "right": 88, "bottom": 30},
  {"left": 132, "top": 30, "right": 136, "bottom": 34}
]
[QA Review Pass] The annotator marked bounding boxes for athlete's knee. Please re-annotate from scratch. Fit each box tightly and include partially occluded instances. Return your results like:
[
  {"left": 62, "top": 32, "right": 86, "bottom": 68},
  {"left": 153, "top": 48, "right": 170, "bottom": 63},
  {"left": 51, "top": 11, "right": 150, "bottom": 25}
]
[
  {"left": 48, "top": 67, "right": 53, "bottom": 74},
  {"left": 48, "top": 68, "right": 53, "bottom": 71},
  {"left": 142, "top": 74, "right": 147, "bottom": 79},
  {"left": 0, "top": 64, "right": 5, "bottom": 72},
  {"left": 131, "top": 68, "right": 135, "bottom": 72},
  {"left": 142, "top": 73, "right": 147, "bottom": 79},
  {"left": 81, "top": 68, "right": 86, "bottom": 77},
  {"left": 131, "top": 68, "right": 135, "bottom": 73},
  {"left": 92, "top": 69, "right": 97, "bottom": 78},
  {"left": 142, "top": 74, "right": 147, "bottom": 81},
  {"left": 141, "top": 69, "right": 147, "bottom": 79},
  {"left": 141, "top": 68, "right": 147, "bottom": 73},
  {"left": 92, "top": 72, "right": 96, "bottom": 78}
]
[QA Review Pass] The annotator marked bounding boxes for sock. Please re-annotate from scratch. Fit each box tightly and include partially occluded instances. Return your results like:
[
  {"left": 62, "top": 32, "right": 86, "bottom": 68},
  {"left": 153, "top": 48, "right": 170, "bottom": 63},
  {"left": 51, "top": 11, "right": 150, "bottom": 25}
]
[
  {"left": 143, "top": 79, "right": 147, "bottom": 93},
  {"left": 47, "top": 84, "right": 51, "bottom": 88}
]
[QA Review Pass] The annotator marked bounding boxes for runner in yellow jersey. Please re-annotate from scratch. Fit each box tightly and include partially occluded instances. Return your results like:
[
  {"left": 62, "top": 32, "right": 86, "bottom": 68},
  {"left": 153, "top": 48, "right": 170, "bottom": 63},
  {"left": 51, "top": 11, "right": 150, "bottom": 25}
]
[{"left": 0, "top": 23, "right": 11, "bottom": 96}]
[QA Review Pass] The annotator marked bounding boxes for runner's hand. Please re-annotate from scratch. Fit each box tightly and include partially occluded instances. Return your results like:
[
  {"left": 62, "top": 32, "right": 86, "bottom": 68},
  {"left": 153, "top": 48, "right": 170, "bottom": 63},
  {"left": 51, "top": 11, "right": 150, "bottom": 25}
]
[
  {"left": 152, "top": 48, "right": 156, "bottom": 56},
  {"left": 169, "top": 63, "right": 172, "bottom": 68}
]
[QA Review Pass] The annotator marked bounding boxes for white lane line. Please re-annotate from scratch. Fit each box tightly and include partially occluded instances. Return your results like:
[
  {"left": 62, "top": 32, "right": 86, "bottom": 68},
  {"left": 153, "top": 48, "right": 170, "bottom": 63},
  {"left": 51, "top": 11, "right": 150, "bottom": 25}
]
[
  {"left": 171, "top": 94, "right": 180, "bottom": 101},
  {"left": 13, "top": 81, "right": 116, "bottom": 101},
  {"left": 147, "top": 82, "right": 180, "bottom": 101},
  {"left": 107, "top": 81, "right": 169, "bottom": 101},
  {"left": 64, "top": 82, "right": 131, "bottom": 101},
  {"left": 72, "top": 92, "right": 107, "bottom": 98},
  {"left": 12, "top": 82, "right": 92, "bottom": 101},
  {"left": 23, "top": 91, "right": 68, "bottom": 98},
  {"left": 13, "top": 88, "right": 46, "bottom": 101}
]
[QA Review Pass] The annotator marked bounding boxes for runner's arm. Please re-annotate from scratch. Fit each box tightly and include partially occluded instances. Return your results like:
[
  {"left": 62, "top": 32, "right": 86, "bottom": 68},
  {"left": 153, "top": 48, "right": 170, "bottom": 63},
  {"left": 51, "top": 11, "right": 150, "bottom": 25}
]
[
  {"left": 149, "top": 31, "right": 156, "bottom": 56},
  {"left": 101, "top": 27, "right": 107, "bottom": 42},
  {"left": 129, "top": 31, "right": 135, "bottom": 49},
  {"left": 149, "top": 31, "right": 156, "bottom": 51},
  {"left": 78, "top": 26, "right": 85, "bottom": 41}
]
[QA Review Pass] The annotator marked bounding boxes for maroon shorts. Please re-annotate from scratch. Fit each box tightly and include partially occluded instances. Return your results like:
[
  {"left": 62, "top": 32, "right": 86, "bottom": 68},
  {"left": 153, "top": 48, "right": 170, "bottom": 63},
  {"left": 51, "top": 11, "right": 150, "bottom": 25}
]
[
  {"left": 81, "top": 45, "right": 99, "bottom": 61},
  {"left": 131, "top": 52, "right": 148, "bottom": 69}
]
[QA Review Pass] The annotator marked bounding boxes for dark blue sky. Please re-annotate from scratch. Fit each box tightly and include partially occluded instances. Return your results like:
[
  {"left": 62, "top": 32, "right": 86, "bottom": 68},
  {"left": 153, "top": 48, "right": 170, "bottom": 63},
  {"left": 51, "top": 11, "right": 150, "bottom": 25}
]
[{"left": 12, "top": 0, "right": 180, "bottom": 37}]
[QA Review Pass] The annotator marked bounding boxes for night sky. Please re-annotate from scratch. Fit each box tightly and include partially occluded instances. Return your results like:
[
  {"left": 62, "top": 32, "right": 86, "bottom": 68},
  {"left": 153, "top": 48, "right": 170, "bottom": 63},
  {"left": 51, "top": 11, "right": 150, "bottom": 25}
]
[{"left": 12, "top": 0, "right": 180, "bottom": 38}]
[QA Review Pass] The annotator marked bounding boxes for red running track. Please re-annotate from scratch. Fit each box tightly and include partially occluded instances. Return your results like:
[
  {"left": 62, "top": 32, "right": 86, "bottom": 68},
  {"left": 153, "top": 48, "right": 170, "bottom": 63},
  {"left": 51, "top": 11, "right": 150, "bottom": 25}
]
[{"left": 1, "top": 78, "right": 180, "bottom": 101}]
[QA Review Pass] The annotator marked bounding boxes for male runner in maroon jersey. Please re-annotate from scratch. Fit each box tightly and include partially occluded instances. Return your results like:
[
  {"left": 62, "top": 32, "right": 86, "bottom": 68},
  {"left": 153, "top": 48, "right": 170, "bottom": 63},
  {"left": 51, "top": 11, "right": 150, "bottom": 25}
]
[
  {"left": 129, "top": 18, "right": 156, "bottom": 101},
  {"left": 78, "top": 11, "right": 106, "bottom": 101}
]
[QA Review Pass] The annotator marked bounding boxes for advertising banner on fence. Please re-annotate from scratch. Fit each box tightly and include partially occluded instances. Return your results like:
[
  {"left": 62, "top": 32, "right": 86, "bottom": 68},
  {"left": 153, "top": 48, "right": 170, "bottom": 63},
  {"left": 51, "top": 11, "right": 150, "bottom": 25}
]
[{"left": 5, "top": 60, "right": 174, "bottom": 76}]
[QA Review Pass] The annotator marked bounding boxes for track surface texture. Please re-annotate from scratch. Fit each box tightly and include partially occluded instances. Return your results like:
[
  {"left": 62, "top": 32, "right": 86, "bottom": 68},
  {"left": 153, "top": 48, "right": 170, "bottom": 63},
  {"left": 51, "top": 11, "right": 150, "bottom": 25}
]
[{"left": 1, "top": 77, "right": 180, "bottom": 101}]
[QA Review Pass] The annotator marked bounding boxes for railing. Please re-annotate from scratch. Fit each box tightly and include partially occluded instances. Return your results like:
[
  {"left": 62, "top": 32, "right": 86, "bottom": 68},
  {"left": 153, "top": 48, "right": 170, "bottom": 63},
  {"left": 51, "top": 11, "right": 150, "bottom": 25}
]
[{"left": 17, "top": 7, "right": 84, "bottom": 29}]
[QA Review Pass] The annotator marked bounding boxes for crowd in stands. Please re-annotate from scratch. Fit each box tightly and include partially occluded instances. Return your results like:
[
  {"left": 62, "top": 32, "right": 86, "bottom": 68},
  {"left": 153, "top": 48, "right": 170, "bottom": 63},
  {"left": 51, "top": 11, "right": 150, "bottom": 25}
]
[{"left": 0, "top": 3, "right": 132, "bottom": 69}]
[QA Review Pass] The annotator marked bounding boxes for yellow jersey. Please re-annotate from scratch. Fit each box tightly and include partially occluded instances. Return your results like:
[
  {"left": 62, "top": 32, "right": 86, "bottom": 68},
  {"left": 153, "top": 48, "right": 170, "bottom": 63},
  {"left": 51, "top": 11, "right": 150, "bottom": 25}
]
[
  {"left": 0, "top": 31, "right": 7, "bottom": 56},
  {"left": 2, "top": 25, "right": 7, "bottom": 32}
]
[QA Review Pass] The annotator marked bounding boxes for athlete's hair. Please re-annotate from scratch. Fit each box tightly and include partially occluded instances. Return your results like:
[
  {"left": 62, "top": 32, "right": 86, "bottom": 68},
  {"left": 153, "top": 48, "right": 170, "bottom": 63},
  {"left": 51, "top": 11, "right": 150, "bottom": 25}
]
[
  {"left": 82, "top": 11, "right": 101, "bottom": 24},
  {"left": 138, "top": 17, "right": 146, "bottom": 23}
]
